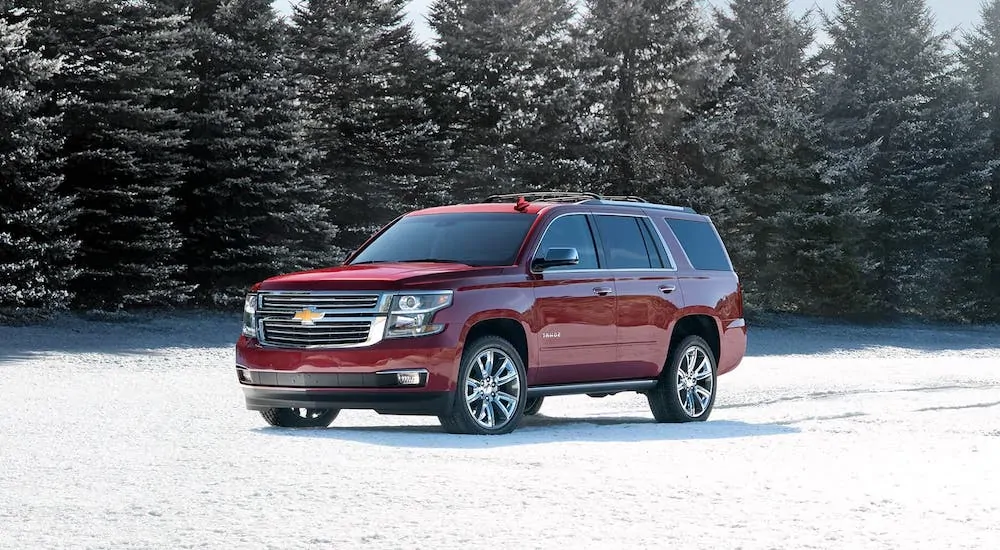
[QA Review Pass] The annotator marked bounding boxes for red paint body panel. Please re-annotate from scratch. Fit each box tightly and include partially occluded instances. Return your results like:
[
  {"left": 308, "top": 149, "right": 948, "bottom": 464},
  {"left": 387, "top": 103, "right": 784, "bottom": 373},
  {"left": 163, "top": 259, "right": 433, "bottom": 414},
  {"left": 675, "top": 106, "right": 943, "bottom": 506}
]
[
  {"left": 235, "top": 199, "right": 746, "bottom": 412},
  {"left": 529, "top": 271, "right": 617, "bottom": 384},
  {"left": 612, "top": 272, "right": 683, "bottom": 379}
]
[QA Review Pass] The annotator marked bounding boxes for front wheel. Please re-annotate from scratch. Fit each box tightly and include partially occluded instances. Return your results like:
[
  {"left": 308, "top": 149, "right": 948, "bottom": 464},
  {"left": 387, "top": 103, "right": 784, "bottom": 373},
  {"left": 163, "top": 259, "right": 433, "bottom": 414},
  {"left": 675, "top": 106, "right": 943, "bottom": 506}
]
[
  {"left": 260, "top": 408, "right": 339, "bottom": 428},
  {"left": 439, "top": 335, "right": 527, "bottom": 435},
  {"left": 647, "top": 335, "right": 717, "bottom": 423}
]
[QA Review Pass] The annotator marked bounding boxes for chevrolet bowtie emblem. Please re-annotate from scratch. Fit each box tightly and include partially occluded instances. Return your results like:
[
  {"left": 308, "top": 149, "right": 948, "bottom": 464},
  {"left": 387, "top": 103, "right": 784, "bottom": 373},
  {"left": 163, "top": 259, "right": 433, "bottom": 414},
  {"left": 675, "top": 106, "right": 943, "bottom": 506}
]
[{"left": 292, "top": 308, "right": 324, "bottom": 325}]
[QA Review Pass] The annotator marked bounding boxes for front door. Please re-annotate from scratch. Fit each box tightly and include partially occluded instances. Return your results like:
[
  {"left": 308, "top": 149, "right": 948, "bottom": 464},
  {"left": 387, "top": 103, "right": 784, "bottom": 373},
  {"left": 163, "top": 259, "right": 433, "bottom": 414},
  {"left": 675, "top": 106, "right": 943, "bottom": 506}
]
[{"left": 530, "top": 213, "right": 617, "bottom": 385}]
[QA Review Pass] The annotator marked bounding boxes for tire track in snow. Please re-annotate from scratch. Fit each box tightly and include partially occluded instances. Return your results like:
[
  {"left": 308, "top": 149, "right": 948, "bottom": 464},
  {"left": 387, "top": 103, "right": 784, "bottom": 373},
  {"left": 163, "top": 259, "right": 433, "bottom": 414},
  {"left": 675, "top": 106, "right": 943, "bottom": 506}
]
[{"left": 717, "top": 383, "right": 998, "bottom": 410}]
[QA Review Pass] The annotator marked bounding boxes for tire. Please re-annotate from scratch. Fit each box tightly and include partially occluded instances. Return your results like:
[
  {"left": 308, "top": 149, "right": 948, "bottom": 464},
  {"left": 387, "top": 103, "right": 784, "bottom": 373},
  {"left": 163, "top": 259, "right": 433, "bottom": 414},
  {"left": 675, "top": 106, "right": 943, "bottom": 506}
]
[
  {"left": 439, "top": 335, "right": 527, "bottom": 435},
  {"left": 524, "top": 396, "right": 544, "bottom": 416},
  {"left": 260, "top": 408, "right": 340, "bottom": 428},
  {"left": 647, "top": 335, "right": 717, "bottom": 423}
]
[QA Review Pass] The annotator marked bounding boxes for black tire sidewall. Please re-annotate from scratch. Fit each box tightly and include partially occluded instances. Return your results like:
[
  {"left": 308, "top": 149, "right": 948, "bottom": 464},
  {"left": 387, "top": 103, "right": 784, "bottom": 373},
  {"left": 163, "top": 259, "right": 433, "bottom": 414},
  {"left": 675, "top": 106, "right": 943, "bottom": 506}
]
[
  {"left": 262, "top": 408, "right": 339, "bottom": 428},
  {"left": 524, "top": 396, "right": 544, "bottom": 416}
]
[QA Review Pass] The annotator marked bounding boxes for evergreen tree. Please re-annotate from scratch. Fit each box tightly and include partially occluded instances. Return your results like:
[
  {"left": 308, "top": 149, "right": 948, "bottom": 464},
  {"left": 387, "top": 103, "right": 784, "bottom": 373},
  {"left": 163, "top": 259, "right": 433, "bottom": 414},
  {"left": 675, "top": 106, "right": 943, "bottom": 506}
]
[
  {"left": 707, "top": 0, "right": 863, "bottom": 315},
  {"left": 959, "top": 0, "right": 1000, "bottom": 318},
  {"left": 0, "top": 11, "right": 78, "bottom": 315},
  {"left": 293, "top": 0, "right": 446, "bottom": 252},
  {"left": 815, "top": 0, "right": 982, "bottom": 318},
  {"left": 177, "top": 0, "right": 336, "bottom": 306},
  {"left": 580, "top": 0, "right": 731, "bottom": 202},
  {"left": 25, "top": 0, "right": 193, "bottom": 310},
  {"left": 430, "top": 0, "right": 595, "bottom": 201}
]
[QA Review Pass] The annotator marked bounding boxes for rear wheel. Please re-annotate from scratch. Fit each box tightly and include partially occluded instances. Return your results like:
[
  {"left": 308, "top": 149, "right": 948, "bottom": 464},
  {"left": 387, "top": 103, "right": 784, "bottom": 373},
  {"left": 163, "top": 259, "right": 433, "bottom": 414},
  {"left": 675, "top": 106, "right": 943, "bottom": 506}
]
[
  {"left": 439, "top": 335, "right": 527, "bottom": 435},
  {"left": 260, "top": 408, "right": 339, "bottom": 428},
  {"left": 647, "top": 335, "right": 717, "bottom": 423},
  {"left": 524, "top": 396, "right": 544, "bottom": 416}
]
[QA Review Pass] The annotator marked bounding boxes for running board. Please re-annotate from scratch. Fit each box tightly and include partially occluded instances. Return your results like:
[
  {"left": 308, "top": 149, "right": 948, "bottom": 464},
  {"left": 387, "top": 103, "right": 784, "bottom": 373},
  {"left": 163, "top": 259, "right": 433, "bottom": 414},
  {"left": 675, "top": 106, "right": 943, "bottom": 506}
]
[{"left": 526, "top": 379, "right": 658, "bottom": 398}]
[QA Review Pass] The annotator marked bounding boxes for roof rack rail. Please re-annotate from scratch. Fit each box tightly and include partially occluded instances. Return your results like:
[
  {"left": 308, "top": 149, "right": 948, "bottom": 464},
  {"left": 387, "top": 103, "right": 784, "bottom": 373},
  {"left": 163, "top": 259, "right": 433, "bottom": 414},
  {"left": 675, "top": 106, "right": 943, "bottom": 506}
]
[
  {"left": 484, "top": 192, "right": 601, "bottom": 204},
  {"left": 600, "top": 195, "right": 648, "bottom": 203},
  {"left": 482, "top": 191, "right": 697, "bottom": 214}
]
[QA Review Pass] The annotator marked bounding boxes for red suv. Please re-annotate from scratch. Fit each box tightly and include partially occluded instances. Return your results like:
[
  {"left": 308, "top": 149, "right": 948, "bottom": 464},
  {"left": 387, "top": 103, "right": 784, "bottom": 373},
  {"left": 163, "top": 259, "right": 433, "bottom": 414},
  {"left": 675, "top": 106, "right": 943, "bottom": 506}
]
[{"left": 235, "top": 192, "right": 747, "bottom": 434}]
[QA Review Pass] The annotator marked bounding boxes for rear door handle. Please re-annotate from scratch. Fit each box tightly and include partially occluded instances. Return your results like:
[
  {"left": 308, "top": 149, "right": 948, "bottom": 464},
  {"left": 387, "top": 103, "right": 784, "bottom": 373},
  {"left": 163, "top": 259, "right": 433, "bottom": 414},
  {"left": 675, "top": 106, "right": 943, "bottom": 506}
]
[
  {"left": 658, "top": 284, "right": 677, "bottom": 294},
  {"left": 593, "top": 286, "right": 614, "bottom": 296}
]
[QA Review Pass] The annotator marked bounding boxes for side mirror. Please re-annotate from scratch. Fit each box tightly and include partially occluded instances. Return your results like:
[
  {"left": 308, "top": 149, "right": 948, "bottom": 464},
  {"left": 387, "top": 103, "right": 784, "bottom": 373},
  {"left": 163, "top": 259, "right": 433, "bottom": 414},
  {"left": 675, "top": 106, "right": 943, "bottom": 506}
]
[{"left": 532, "top": 247, "right": 580, "bottom": 272}]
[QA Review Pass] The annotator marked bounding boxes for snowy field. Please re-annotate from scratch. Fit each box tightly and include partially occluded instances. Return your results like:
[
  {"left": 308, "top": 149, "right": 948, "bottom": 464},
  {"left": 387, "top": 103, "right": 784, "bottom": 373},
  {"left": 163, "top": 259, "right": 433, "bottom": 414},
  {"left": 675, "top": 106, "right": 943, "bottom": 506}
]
[{"left": 1, "top": 313, "right": 999, "bottom": 550}]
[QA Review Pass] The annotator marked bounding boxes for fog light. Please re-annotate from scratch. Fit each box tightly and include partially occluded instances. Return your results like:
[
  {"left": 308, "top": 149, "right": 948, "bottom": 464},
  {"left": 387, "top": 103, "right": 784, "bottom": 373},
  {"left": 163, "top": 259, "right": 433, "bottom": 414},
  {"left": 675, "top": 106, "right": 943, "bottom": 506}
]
[
  {"left": 237, "top": 368, "right": 252, "bottom": 384},
  {"left": 396, "top": 372, "right": 421, "bottom": 386}
]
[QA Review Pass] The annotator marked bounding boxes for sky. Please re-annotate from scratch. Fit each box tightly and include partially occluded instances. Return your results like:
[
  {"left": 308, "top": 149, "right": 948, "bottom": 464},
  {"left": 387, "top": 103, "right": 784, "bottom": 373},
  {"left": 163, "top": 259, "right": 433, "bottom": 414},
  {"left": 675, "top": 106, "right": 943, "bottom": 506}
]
[{"left": 273, "top": 0, "right": 986, "bottom": 43}]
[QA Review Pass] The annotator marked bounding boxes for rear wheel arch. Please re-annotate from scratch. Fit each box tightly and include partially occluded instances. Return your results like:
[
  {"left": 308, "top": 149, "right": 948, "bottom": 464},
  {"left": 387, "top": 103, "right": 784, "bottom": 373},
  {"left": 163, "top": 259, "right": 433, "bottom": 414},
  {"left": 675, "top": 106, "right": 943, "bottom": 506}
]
[{"left": 667, "top": 314, "right": 721, "bottom": 367}]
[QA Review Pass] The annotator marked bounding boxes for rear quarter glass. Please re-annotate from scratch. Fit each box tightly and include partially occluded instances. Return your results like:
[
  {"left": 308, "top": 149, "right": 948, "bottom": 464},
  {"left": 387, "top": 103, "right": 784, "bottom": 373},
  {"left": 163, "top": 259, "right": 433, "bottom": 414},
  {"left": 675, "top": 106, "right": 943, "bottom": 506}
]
[{"left": 664, "top": 218, "right": 733, "bottom": 272}]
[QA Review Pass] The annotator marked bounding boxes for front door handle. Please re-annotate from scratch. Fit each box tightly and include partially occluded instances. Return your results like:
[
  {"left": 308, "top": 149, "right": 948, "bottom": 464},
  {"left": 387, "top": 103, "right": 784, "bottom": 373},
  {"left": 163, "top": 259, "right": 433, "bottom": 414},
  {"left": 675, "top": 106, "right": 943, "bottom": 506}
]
[
  {"left": 593, "top": 286, "right": 614, "bottom": 296},
  {"left": 658, "top": 284, "right": 677, "bottom": 294}
]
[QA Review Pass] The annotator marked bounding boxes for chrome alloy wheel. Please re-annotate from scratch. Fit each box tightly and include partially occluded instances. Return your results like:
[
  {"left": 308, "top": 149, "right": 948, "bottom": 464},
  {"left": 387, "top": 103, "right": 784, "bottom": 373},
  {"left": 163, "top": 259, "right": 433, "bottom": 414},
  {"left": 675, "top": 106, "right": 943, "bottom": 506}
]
[
  {"left": 464, "top": 348, "right": 521, "bottom": 429},
  {"left": 675, "top": 345, "right": 714, "bottom": 418}
]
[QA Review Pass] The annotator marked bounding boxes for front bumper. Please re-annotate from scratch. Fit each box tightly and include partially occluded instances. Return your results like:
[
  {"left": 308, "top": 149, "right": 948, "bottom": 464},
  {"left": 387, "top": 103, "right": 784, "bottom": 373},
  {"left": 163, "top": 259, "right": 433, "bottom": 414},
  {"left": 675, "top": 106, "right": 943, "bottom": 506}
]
[
  {"left": 235, "top": 329, "right": 462, "bottom": 415},
  {"left": 240, "top": 385, "right": 453, "bottom": 415}
]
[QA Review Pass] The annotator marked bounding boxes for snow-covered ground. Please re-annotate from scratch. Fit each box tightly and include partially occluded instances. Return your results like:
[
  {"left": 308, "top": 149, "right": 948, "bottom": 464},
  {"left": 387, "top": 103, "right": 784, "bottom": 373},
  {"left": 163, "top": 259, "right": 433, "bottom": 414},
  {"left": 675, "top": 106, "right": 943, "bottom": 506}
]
[{"left": 1, "top": 313, "right": 998, "bottom": 549}]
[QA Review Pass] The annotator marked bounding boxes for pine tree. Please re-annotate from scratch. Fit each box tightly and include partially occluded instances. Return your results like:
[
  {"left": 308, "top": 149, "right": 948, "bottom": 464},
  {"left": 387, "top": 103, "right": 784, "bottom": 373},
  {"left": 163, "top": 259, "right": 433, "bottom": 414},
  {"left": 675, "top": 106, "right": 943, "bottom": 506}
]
[
  {"left": 176, "top": 0, "right": 336, "bottom": 306},
  {"left": 24, "top": 0, "right": 193, "bottom": 310},
  {"left": 815, "top": 0, "right": 981, "bottom": 319},
  {"left": 959, "top": 0, "right": 1000, "bottom": 318},
  {"left": 706, "top": 0, "right": 858, "bottom": 315},
  {"left": 430, "top": 0, "right": 594, "bottom": 201},
  {"left": 580, "top": 0, "right": 732, "bottom": 202},
  {"left": 293, "top": 0, "right": 447, "bottom": 252},
  {"left": 0, "top": 11, "right": 78, "bottom": 315}
]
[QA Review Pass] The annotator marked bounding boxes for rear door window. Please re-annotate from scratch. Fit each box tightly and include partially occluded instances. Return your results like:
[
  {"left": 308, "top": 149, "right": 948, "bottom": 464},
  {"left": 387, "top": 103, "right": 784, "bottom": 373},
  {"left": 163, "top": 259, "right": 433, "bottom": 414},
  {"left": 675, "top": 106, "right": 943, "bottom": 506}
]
[
  {"left": 594, "top": 215, "right": 654, "bottom": 269},
  {"left": 638, "top": 217, "right": 672, "bottom": 269},
  {"left": 664, "top": 218, "right": 732, "bottom": 271}
]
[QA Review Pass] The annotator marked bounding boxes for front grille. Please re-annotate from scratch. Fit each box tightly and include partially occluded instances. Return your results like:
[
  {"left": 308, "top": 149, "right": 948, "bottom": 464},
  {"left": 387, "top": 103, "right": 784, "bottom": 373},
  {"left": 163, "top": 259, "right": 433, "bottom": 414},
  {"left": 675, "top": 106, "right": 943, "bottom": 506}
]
[
  {"left": 261, "top": 318, "right": 373, "bottom": 347},
  {"left": 256, "top": 291, "right": 386, "bottom": 348},
  {"left": 260, "top": 293, "right": 381, "bottom": 312}
]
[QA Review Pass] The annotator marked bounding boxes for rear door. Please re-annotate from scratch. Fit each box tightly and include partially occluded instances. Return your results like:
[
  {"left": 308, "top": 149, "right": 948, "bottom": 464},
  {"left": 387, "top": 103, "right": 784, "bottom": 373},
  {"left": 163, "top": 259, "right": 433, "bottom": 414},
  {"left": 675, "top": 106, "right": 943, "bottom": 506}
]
[
  {"left": 592, "top": 213, "right": 684, "bottom": 380},
  {"left": 530, "top": 212, "right": 618, "bottom": 385}
]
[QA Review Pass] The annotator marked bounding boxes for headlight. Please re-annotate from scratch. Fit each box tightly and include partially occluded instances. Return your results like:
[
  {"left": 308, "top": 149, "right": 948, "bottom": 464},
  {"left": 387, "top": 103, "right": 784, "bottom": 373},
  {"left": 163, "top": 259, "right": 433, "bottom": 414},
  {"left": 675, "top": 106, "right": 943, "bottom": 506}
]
[
  {"left": 385, "top": 291, "right": 452, "bottom": 338},
  {"left": 242, "top": 293, "right": 257, "bottom": 338}
]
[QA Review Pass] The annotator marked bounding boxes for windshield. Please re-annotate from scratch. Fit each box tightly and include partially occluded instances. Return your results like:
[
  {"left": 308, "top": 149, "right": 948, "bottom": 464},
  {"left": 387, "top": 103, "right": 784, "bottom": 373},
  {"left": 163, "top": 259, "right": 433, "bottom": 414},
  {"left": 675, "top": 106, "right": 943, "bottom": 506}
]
[{"left": 349, "top": 212, "right": 537, "bottom": 267}]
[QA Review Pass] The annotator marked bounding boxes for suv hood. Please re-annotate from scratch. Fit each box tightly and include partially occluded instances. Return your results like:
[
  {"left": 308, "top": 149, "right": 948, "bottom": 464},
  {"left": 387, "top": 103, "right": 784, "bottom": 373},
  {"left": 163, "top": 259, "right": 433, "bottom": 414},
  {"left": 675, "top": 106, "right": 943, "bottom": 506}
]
[{"left": 257, "top": 262, "right": 502, "bottom": 291}]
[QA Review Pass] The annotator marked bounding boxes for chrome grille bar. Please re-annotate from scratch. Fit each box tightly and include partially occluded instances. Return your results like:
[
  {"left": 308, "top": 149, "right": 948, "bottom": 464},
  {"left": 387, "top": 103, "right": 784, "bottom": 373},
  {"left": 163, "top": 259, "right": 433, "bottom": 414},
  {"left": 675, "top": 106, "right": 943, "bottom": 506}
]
[
  {"left": 256, "top": 291, "right": 388, "bottom": 349},
  {"left": 259, "top": 292, "right": 383, "bottom": 312}
]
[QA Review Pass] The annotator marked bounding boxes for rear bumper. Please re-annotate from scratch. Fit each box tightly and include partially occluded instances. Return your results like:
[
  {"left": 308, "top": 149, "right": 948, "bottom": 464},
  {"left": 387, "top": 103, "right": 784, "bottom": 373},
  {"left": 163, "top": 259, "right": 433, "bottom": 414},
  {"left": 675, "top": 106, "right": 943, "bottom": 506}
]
[{"left": 718, "top": 318, "right": 747, "bottom": 375}]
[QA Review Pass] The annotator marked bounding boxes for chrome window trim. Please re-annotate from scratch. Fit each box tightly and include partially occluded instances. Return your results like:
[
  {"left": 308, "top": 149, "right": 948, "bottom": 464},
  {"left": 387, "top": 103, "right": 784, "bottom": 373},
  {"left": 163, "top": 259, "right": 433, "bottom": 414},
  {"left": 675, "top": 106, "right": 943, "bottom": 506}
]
[{"left": 529, "top": 211, "right": 679, "bottom": 274}]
